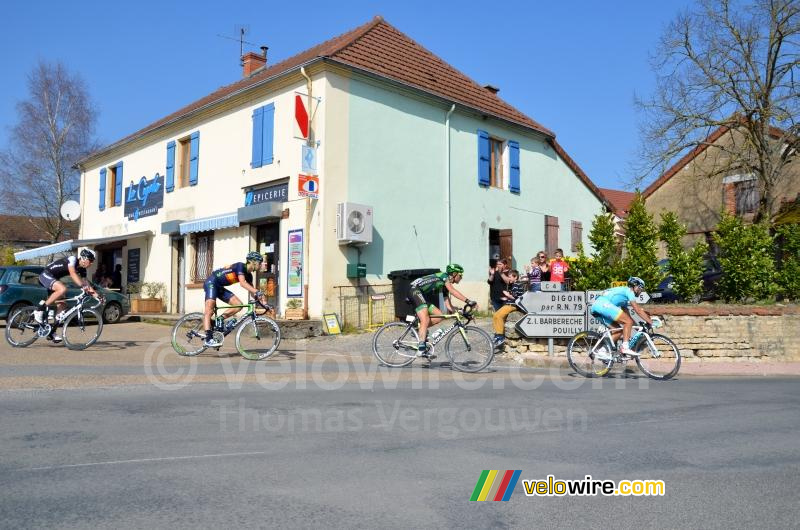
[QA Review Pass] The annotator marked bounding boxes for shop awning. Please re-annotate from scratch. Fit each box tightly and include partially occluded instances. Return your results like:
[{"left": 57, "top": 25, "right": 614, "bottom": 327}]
[
  {"left": 14, "top": 231, "right": 153, "bottom": 261},
  {"left": 179, "top": 212, "right": 239, "bottom": 235},
  {"left": 237, "top": 202, "right": 283, "bottom": 223}
]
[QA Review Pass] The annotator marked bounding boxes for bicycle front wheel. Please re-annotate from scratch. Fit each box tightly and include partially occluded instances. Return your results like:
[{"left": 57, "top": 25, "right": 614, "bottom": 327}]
[
  {"left": 445, "top": 325, "right": 494, "bottom": 373},
  {"left": 372, "top": 322, "right": 418, "bottom": 367},
  {"left": 5, "top": 306, "right": 39, "bottom": 348},
  {"left": 62, "top": 309, "right": 103, "bottom": 350},
  {"left": 635, "top": 333, "right": 681, "bottom": 380},
  {"left": 566, "top": 331, "right": 612, "bottom": 378},
  {"left": 236, "top": 317, "right": 281, "bottom": 360},
  {"left": 171, "top": 313, "right": 207, "bottom": 356}
]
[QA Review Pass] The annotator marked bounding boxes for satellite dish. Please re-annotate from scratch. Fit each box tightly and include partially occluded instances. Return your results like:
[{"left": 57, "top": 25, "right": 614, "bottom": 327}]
[
  {"left": 348, "top": 210, "right": 365, "bottom": 234},
  {"left": 60, "top": 200, "right": 81, "bottom": 221}
]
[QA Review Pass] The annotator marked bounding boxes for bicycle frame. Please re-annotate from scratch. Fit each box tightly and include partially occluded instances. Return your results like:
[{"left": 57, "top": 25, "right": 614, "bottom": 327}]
[
  {"left": 590, "top": 323, "right": 660, "bottom": 358},
  {"left": 403, "top": 306, "right": 475, "bottom": 348}
]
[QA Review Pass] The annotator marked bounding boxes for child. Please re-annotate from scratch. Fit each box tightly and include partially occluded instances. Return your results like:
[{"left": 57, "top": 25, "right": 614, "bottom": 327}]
[
  {"left": 492, "top": 269, "right": 525, "bottom": 347},
  {"left": 550, "top": 248, "right": 570, "bottom": 290},
  {"left": 524, "top": 251, "right": 549, "bottom": 291}
]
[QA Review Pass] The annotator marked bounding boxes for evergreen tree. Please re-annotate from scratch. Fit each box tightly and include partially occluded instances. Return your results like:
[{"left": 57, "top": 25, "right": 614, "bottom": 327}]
[
  {"left": 658, "top": 212, "right": 708, "bottom": 301},
  {"left": 621, "top": 194, "right": 663, "bottom": 291},
  {"left": 714, "top": 213, "right": 776, "bottom": 301},
  {"left": 572, "top": 211, "right": 622, "bottom": 290}
]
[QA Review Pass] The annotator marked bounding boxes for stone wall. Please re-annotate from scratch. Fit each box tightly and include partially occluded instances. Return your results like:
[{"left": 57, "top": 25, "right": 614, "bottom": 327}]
[{"left": 502, "top": 305, "right": 800, "bottom": 362}]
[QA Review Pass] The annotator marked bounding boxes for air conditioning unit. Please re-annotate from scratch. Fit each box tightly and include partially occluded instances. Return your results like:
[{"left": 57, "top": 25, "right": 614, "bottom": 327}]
[{"left": 336, "top": 202, "right": 373, "bottom": 245}]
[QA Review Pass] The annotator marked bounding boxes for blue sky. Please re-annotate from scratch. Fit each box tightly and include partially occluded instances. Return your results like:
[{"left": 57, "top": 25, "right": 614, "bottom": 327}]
[{"left": 0, "top": 0, "right": 690, "bottom": 190}]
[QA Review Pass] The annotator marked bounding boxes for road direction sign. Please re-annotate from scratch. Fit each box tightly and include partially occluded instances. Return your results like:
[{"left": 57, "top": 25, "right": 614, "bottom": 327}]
[
  {"left": 518, "top": 291, "right": 586, "bottom": 315},
  {"left": 515, "top": 314, "right": 585, "bottom": 338}
]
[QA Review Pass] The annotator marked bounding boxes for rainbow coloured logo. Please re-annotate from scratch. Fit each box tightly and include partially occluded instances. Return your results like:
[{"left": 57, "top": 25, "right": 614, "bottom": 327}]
[{"left": 470, "top": 470, "right": 522, "bottom": 501}]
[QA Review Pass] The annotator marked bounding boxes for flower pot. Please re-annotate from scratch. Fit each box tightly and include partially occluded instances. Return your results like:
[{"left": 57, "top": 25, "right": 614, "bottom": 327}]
[
  {"left": 283, "top": 307, "right": 306, "bottom": 320},
  {"left": 132, "top": 298, "right": 163, "bottom": 313}
]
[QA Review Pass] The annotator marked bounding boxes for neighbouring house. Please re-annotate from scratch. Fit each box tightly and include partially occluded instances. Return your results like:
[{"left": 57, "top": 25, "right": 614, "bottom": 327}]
[
  {"left": 599, "top": 187, "right": 636, "bottom": 237},
  {"left": 643, "top": 124, "right": 800, "bottom": 250},
  {"left": 16, "top": 16, "right": 608, "bottom": 317},
  {"left": 1, "top": 216, "right": 78, "bottom": 264}
]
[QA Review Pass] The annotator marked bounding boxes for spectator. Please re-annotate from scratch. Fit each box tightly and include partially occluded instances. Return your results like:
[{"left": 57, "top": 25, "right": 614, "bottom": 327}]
[
  {"left": 111, "top": 264, "right": 123, "bottom": 290},
  {"left": 492, "top": 269, "right": 525, "bottom": 347},
  {"left": 92, "top": 263, "right": 106, "bottom": 285},
  {"left": 550, "top": 248, "right": 570, "bottom": 290},
  {"left": 488, "top": 258, "right": 511, "bottom": 311},
  {"left": 524, "top": 251, "right": 549, "bottom": 291}
]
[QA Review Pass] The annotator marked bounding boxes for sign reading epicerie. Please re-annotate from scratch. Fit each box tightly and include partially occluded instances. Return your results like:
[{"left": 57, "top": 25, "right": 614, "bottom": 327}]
[{"left": 124, "top": 173, "right": 164, "bottom": 221}]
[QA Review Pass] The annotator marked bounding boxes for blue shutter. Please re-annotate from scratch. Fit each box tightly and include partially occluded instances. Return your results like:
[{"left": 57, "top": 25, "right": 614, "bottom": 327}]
[
  {"left": 508, "top": 140, "right": 520, "bottom": 194},
  {"left": 114, "top": 162, "right": 123, "bottom": 206},
  {"left": 478, "top": 130, "right": 490, "bottom": 186},
  {"left": 166, "top": 141, "right": 176, "bottom": 192},
  {"left": 262, "top": 103, "right": 274, "bottom": 166},
  {"left": 251, "top": 107, "right": 264, "bottom": 168},
  {"left": 99, "top": 168, "right": 106, "bottom": 211},
  {"left": 189, "top": 131, "right": 199, "bottom": 186}
]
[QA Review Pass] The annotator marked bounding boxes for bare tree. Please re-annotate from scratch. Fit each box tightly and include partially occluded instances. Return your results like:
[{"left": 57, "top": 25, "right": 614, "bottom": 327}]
[
  {"left": 0, "top": 61, "right": 99, "bottom": 242},
  {"left": 636, "top": 0, "right": 799, "bottom": 222}
]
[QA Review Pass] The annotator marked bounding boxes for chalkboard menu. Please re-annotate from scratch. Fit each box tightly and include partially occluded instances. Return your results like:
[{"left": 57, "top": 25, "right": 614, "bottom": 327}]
[{"left": 127, "top": 248, "right": 140, "bottom": 283}]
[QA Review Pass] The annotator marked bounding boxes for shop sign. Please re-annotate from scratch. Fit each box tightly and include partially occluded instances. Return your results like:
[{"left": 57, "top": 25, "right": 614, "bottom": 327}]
[
  {"left": 124, "top": 173, "right": 164, "bottom": 221},
  {"left": 245, "top": 183, "right": 288, "bottom": 206},
  {"left": 298, "top": 174, "right": 319, "bottom": 199}
]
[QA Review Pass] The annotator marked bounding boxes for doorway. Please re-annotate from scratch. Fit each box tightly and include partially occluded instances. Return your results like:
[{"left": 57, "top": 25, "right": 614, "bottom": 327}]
[
  {"left": 256, "top": 222, "right": 280, "bottom": 308},
  {"left": 489, "top": 228, "right": 513, "bottom": 267},
  {"left": 171, "top": 237, "right": 185, "bottom": 314}
]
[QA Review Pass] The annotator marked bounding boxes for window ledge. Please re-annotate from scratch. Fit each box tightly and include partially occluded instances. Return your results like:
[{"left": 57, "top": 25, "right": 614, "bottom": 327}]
[{"left": 186, "top": 282, "right": 205, "bottom": 289}]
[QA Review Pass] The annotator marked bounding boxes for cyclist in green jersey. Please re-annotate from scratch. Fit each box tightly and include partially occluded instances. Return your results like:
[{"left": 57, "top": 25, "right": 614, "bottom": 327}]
[{"left": 408, "top": 264, "right": 475, "bottom": 357}]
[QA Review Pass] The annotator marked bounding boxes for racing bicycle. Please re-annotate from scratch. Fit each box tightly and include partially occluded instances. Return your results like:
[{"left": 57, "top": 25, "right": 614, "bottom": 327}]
[
  {"left": 171, "top": 298, "right": 281, "bottom": 360},
  {"left": 566, "top": 318, "right": 681, "bottom": 380},
  {"left": 372, "top": 301, "right": 495, "bottom": 372},
  {"left": 5, "top": 292, "right": 105, "bottom": 351}
]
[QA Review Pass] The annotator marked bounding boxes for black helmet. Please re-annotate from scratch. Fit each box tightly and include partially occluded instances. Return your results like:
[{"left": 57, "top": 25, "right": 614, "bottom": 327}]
[{"left": 80, "top": 248, "right": 96, "bottom": 262}]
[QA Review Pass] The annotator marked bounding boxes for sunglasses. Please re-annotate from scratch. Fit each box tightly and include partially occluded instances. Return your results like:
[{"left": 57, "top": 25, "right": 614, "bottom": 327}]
[{"left": 538, "top": 255, "right": 546, "bottom": 259}]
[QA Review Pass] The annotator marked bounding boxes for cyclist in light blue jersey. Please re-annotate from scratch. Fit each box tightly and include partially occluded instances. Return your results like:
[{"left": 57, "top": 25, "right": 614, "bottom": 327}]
[{"left": 590, "top": 277, "right": 658, "bottom": 358}]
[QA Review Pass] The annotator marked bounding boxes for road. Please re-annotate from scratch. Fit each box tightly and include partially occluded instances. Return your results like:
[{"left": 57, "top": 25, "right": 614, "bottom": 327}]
[{"left": 0, "top": 321, "right": 798, "bottom": 528}]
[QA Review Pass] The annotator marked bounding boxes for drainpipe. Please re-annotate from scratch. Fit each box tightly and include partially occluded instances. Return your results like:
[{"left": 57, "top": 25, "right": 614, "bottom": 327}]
[
  {"left": 300, "top": 67, "right": 313, "bottom": 318},
  {"left": 445, "top": 103, "right": 456, "bottom": 263}
]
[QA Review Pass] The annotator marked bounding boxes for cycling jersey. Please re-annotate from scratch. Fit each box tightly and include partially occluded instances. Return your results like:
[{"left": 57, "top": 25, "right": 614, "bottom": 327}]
[
  {"left": 409, "top": 272, "right": 449, "bottom": 313},
  {"left": 591, "top": 286, "right": 636, "bottom": 325},
  {"left": 204, "top": 262, "right": 252, "bottom": 302},
  {"left": 39, "top": 256, "right": 86, "bottom": 291}
]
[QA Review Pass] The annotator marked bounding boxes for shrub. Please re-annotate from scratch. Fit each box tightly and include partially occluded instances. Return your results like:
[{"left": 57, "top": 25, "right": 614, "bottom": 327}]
[
  {"left": 571, "top": 210, "right": 623, "bottom": 290},
  {"left": 658, "top": 212, "right": 708, "bottom": 301},
  {"left": 713, "top": 213, "right": 776, "bottom": 302},
  {"left": 621, "top": 194, "right": 663, "bottom": 291},
  {"left": 774, "top": 223, "right": 800, "bottom": 301},
  {"left": 142, "top": 281, "right": 166, "bottom": 299}
]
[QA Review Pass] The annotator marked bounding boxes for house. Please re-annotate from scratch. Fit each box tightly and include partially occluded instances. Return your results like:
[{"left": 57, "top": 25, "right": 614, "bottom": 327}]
[
  {"left": 599, "top": 187, "right": 636, "bottom": 237},
  {"left": 643, "top": 124, "right": 800, "bottom": 249},
  {"left": 1, "top": 215, "right": 78, "bottom": 264},
  {"left": 16, "top": 16, "right": 608, "bottom": 316}
]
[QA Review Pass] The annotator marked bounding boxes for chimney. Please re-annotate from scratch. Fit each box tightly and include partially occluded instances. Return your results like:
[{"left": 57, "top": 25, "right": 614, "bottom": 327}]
[
  {"left": 483, "top": 84, "right": 500, "bottom": 94},
  {"left": 242, "top": 46, "right": 268, "bottom": 77}
]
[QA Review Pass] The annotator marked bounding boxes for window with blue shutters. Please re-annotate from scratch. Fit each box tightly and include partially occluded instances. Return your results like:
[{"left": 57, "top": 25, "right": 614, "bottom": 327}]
[
  {"left": 114, "top": 162, "right": 123, "bottom": 206},
  {"left": 478, "top": 130, "right": 490, "bottom": 186},
  {"left": 189, "top": 131, "right": 199, "bottom": 186},
  {"left": 251, "top": 103, "right": 275, "bottom": 168},
  {"left": 166, "top": 141, "right": 176, "bottom": 192},
  {"left": 508, "top": 141, "right": 520, "bottom": 193},
  {"left": 99, "top": 168, "right": 106, "bottom": 211}
]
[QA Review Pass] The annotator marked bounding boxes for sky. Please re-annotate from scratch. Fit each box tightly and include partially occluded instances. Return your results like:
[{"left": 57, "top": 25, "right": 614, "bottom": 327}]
[{"left": 0, "top": 0, "right": 692, "bottom": 191}]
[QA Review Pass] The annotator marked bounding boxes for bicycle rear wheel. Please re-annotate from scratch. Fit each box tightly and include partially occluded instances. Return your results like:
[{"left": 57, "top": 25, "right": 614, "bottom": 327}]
[
  {"left": 635, "top": 333, "right": 681, "bottom": 380},
  {"left": 5, "top": 306, "right": 39, "bottom": 348},
  {"left": 445, "top": 325, "right": 494, "bottom": 373},
  {"left": 62, "top": 309, "right": 103, "bottom": 350},
  {"left": 372, "top": 322, "right": 418, "bottom": 367},
  {"left": 171, "top": 313, "right": 207, "bottom": 356},
  {"left": 566, "top": 331, "right": 612, "bottom": 377},
  {"left": 236, "top": 316, "right": 281, "bottom": 360}
]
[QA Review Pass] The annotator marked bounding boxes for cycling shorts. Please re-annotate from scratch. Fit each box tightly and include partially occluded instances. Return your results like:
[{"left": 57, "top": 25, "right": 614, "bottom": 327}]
[
  {"left": 39, "top": 271, "right": 59, "bottom": 292},
  {"left": 409, "top": 288, "right": 439, "bottom": 314},
  {"left": 204, "top": 280, "right": 235, "bottom": 303},
  {"left": 590, "top": 298, "right": 624, "bottom": 326}
]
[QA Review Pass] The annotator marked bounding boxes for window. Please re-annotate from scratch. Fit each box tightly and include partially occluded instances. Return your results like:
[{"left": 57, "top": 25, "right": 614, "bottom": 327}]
[
  {"left": 19, "top": 270, "right": 41, "bottom": 285},
  {"left": 545, "top": 215, "right": 559, "bottom": 256},
  {"left": 735, "top": 180, "right": 759, "bottom": 215},
  {"left": 489, "top": 137, "right": 504, "bottom": 188},
  {"left": 251, "top": 103, "right": 275, "bottom": 168},
  {"left": 106, "top": 162, "right": 123, "bottom": 207},
  {"left": 178, "top": 136, "right": 191, "bottom": 188},
  {"left": 571, "top": 221, "right": 583, "bottom": 253},
  {"left": 190, "top": 232, "right": 214, "bottom": 282}
]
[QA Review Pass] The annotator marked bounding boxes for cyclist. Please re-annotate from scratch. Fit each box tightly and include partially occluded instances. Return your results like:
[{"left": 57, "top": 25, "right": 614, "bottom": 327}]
[
  {"left": 408, "top": 264, "right": 475, "bottom": 358},
  {"left": 34, "top": 248, "right": 99, "bottom": 343},
  {"left": 202, "top": 251, "right": 266, "bottom": 347},
  {"left": 590, "top": 276, "right": 658, "bottom": 359}
]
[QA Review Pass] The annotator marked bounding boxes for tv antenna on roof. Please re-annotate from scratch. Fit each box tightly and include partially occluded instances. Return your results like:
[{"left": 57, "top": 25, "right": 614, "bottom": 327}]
[{"left": 216, "top": 24, "right": 256, "bottom": 63}]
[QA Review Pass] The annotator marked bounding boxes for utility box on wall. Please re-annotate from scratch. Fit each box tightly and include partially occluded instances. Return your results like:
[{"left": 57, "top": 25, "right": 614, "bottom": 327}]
[{"left": 347, "top": 263, "right": 367, "bottom": 278}]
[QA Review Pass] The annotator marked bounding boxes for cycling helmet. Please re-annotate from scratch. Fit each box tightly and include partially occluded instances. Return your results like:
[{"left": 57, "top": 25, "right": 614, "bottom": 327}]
[
  {"left": 628, "top": 276, "right": 645, "bottom": 289},
  {"left": 246, "top": 251, "right": 264, "bottom": 263},
  {"left": 80, "top": 248, "right": 96, "bottom": 262},
  {"left": 446, "top": 263, "right": 464, "bottom": 275}
]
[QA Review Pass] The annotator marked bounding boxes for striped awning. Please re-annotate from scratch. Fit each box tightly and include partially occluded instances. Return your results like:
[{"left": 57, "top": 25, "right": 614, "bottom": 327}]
[
  {"left": 14, "top": 240, "right": 74, "bottom": 261},
  {"left": 179, "top": 212, "right": 239, "bottom": 235}
]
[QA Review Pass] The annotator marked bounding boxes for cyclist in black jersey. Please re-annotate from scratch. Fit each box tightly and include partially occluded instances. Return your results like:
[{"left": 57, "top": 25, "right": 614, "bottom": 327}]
[
  {"left": 35, "top": 249, "right": 98, "bottom": 342},
  {"left": 202, "top": 251, "right": 267, "bottom": 347},
  {"left": 408, "top": 264, "right": 475, "bottom": 357}
]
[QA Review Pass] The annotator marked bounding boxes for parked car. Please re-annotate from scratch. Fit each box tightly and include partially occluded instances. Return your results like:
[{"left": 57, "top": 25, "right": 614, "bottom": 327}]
[
  {"left": 0, "top": 265, "right": 130, "bottom": 323},
  {"left": 650, "top": 256, "right": 722, "bottom": 303}
]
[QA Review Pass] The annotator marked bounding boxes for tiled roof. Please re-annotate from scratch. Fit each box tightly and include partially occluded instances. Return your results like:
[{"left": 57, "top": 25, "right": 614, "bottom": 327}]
[
  {"left": 0, "top": 216, "right": 78, "bottom": 244},
  {"left": 85, "top": 16, "right": 554, "bottom": 161},
  {"left": 599, "top": 188, "right": 637, "bottom": 218}
]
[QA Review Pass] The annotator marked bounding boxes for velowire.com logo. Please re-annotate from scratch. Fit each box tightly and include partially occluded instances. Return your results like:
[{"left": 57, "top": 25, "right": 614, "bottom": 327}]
[{"left": 470, "top": 470, "right": 522, "bottom": 501}]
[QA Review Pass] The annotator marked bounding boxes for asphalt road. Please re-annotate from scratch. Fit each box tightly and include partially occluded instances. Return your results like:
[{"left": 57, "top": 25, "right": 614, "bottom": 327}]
[{"left": 1, "top": 376, "right": 798, "bottom": 529}]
